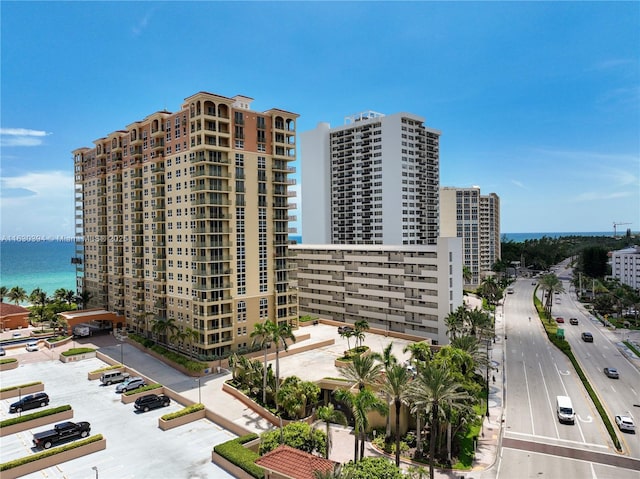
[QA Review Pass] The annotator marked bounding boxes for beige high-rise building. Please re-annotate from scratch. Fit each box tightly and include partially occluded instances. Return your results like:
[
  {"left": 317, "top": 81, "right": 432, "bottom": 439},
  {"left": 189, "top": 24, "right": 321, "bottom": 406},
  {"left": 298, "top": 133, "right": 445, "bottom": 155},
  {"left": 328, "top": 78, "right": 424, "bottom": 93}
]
[
  {"left": 72, "top": 91, "right": 299, "bottom": 359},
  {"left": 440, "top": 187, "right": 501, "bottom": 286}
]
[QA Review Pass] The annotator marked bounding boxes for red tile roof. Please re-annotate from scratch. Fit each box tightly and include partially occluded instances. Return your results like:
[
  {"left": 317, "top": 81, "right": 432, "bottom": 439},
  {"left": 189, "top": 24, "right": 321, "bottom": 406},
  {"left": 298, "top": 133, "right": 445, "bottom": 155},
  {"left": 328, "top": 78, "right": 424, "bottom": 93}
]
[
  {"left": 0, "top": 303, "right": 30, "bottom": 316},
  {"left": 255, "top": 444, "right": 337, "bottom": 479}
]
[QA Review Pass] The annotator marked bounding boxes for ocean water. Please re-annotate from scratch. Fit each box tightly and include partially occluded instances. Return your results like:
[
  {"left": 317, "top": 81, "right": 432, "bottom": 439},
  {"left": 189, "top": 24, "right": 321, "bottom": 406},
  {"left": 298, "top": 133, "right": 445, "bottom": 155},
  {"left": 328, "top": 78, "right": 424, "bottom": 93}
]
[
  {"left": 0, "top": 232, "right": 626, "bottom": 298},
  {"left": 0, "top": 240, "right": 77, "bottom": 296}
]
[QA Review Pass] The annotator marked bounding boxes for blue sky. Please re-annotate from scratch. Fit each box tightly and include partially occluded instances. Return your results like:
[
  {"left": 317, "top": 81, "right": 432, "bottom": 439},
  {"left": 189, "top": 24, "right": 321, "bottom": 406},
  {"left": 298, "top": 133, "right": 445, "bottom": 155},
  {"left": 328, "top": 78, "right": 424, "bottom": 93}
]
[{"left": 1, "top": 1, "right": 638, "bottom": 238}]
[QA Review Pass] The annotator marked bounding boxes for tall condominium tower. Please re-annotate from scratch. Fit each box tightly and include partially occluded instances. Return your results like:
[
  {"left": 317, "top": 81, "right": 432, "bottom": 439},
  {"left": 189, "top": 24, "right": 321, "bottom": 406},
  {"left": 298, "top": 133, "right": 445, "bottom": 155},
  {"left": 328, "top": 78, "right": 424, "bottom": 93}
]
[
  {"left": 440, "top": 187, "right": 501, "bottom": 286},
  {"left": 300, "top": 111, "right": 441, "bottom": 245},
  {"left": 72, "top": 91, "right": 299, "bottom": 358}
]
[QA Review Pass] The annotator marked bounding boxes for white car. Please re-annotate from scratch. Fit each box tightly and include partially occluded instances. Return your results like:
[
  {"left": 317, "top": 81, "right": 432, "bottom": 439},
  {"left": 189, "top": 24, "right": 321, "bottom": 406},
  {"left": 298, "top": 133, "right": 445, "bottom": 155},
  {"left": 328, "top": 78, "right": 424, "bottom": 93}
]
[
  {"left": 615, "top": 415, "right": 635, "bottom": 433},
  {"left": 25, "top": 341, "right": 39, "bottom": 352}
]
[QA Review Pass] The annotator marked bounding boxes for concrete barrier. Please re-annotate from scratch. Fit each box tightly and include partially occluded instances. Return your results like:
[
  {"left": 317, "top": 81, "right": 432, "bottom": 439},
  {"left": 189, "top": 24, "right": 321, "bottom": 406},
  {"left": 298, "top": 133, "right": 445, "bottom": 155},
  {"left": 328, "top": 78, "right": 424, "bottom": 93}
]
[
  {"left": 158, "top": 408, "right": 206, "bottom": 431},
  {"left": 0, "top": 382, "right": 44, "bottom": 400},
  {"left": 0, "top": 437, "right": 106, "bottom": 479},
  {"left": 0, "top": 359, "right": 19, "bottom": 371},
  {"left": 211, "top": 450, "right": 255, "bottom": 479},
  {"left": 0, "top": 409, "right": 74, "bottom": 437}
]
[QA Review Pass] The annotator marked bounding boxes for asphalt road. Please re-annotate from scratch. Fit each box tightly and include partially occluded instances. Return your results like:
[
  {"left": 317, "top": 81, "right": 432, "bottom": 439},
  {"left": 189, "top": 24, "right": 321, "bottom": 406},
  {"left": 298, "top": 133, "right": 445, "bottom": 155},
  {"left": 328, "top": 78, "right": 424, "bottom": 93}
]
[{"left": 495, "top": 270, "right": 640, "bottom": 479}]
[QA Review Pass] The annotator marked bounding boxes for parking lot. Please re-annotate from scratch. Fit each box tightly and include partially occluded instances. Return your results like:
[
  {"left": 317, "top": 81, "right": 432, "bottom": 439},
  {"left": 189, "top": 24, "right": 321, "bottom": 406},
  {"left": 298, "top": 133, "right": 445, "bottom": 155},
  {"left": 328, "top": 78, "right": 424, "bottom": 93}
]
[{"left": 0, "top": 358, "right": 236, "bottom": 479}]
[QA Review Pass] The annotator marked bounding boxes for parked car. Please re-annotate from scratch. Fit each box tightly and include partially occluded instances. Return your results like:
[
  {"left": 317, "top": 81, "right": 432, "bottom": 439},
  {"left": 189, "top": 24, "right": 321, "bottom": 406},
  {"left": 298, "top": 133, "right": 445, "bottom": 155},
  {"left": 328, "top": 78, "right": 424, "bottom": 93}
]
[
  {"left": 32, "top": 421, "right": 90, "bottom": 449},
  {"left": 100, "top": 370, "right": 130, "bottom": 385},
  {"left": 337, "top": 325, "right": 354, "bottom": 334},
  {"left": 134, "top": 393, "right": 171, "bottom": 412},
  {"left": 615, "top": 415, "right": 635, "bottom": 432},
  {"left": 25, "top": 341, "right": 39, "bottom": 352},
  {"left": 555, "top": 317, "right": 564, "bottom": 323},
  {"left": 604, "top": 368, "right": 619, "bottom": 379},
  {"left": 569, "top": 318, "right": 579, "bottom": 325},
  {"left": 115, "top": 377, "right": 146, "bottom": 393},
  {"left": 10, "top": 392, "right": 50, "bottom": 413},
  {"left": 581, "top": 332, "right": 594, "bottom": 342},
  {"left": 0, "top": 346, "right": 5, "bottom": 356}
]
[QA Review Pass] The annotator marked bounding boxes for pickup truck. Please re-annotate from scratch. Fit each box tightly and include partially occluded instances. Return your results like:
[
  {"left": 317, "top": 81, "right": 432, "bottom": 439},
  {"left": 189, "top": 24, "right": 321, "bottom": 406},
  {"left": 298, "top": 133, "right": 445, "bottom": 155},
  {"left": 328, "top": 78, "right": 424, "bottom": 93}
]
[
  {"left": 134, "top": 393, "right": 171, "bottom": 412},
  {"left": 32, "top": 421, "right": 91, "bottom": 449}
]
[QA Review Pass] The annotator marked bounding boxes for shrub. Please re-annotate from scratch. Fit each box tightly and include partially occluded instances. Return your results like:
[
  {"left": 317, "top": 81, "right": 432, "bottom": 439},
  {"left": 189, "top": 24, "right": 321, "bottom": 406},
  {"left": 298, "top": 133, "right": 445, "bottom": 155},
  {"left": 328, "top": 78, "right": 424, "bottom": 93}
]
[
  {"left": 214, "top": 434, "right": 263, "bottom": 479},
  {"left": 61, "top": 347, "right": 96, "bottom": 357},
  {"left": 89, "top": 364, "right": 123, "bottom": 374},
  {"left": 160, "top": 402, "right": 204, "bottom": 421},
  {"left": 0, "top": 405, "right": 72, "bottom": 428},
  {"left": 46, "top": 335, "right": 70, "bottom": 343},
  {"left": 0, "top": 434, "right": 103, "bottom": 471},
  {"left": 123, "top": 383, "right": 162, "bottom": 396},
  {"left": 259, "top": 422, "right": 326, "bottom": 456},
  {"left": 0, "top": 358, "right": 18, "bottom": 365},
  {"left": 0, "top": 381, "right": 42, "bottom": 393}
]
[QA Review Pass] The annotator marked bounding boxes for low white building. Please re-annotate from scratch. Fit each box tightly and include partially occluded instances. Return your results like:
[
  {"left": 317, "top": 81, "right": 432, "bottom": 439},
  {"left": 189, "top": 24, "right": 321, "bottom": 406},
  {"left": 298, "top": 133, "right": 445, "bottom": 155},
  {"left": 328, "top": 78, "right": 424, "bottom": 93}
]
[
  {"left": 611, "top": 245, "right": 640, "bottom": 290},
  {"left": 289, "top": 238, "right": 463, "bottom": 345}
]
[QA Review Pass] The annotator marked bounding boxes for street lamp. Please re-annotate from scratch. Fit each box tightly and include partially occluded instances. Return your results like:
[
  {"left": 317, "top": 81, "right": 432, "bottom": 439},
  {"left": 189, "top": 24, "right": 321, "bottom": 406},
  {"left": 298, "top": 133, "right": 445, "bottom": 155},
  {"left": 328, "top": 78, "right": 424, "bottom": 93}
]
[
  {"left": 485, "top": 338, "right": 491, "bottom": 418},
  {"left": 195, "top": 378, "right": 201, "bottom": 404},
  {"left": 92, "top": 466, "right": 98, "bottom": 479},
  {"left": 120, "top": 342, "right": 124, "bottom": 366}
]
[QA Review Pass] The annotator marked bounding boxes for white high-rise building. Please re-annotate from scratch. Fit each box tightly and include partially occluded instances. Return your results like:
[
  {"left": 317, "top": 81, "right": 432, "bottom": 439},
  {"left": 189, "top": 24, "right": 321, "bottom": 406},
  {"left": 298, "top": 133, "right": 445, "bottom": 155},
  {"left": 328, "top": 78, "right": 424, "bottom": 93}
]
[
  {"left": 440, "top": 187, "right": 501, "bottom": 286},
  {"left": 300, "top": 111, "right": 441, "bottom": 245},
  {"left": 611, "top": 245, "right": 640, "bottom": 290}
]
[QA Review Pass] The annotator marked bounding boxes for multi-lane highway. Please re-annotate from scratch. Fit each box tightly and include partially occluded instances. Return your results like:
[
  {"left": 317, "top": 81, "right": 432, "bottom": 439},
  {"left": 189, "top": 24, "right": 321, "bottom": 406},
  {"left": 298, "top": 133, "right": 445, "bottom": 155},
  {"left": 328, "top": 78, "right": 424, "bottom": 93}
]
[{"left": 493, "top": 266, "right": 640, "bottom": 478}]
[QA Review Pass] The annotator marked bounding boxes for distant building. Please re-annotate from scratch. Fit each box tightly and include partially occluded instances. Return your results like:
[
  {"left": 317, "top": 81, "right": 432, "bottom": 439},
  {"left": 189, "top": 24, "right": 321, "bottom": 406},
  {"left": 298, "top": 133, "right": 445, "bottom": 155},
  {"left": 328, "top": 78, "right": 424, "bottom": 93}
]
[
  {"left": 0, "top": 303, "right": 30, "bottom": 330},
  {"left": 300, "top": 111, "right": 441, "bottom": 245},
  {"left": 72, "top": 91, "right": 299, "bottom": 358},
  {"left": 290, "top": 239, "right": 463, "bottom": 345},
  {"left": 611, "top": 245, "right": 640, "bottom": 290},
  {"left": 440, "top": 187, "right": 501, "bottom": 286}
]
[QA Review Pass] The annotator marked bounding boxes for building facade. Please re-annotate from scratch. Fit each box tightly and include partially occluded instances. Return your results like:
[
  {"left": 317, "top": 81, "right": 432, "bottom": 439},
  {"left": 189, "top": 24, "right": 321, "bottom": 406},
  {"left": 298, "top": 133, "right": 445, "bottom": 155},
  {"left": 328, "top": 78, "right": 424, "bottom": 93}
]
[
  {"left": 290, "top": 239, "right": 463, "bottom": 345},
  {"left": 440, "top": 187, "right": 500, "bottom": 286},
  {"left": 72, "top": 91, "right": 299, "bottom": 359},
  {"left": 300, "top": 111, "right": 441, "bottom": 245},
  {"left": 611, "top": 245, "right": 640, "bottom": 290}
]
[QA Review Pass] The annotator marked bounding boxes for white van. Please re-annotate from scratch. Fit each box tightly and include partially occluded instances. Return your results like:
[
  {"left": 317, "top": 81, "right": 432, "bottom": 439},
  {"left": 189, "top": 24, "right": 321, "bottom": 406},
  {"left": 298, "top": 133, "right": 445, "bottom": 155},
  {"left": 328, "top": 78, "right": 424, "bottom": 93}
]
[
  {"left": 100, "top": 370, "right": 129, "bottom": 385},
  {"left": 556, "top": 396, "right": 575, "bottom": 424}
]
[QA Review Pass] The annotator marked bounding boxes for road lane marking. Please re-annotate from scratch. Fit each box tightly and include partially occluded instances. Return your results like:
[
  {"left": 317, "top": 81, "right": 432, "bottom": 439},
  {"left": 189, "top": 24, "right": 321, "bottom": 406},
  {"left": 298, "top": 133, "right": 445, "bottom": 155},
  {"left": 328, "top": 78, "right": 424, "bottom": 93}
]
[
  {"left": 504, "top": 430, "right": 608, "bottom": 449},
  {"left": 539, "top": 361, "right": 560, "bottom": 438},
  {"left": 523, "top": 361, "right": 536, "bottom": 435}
]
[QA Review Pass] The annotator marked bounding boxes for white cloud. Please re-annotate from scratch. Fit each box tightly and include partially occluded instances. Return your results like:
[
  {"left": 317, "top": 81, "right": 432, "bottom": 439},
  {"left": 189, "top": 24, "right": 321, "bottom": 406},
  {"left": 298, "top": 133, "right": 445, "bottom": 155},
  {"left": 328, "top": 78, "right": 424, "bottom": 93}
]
[
  {"left": 0, "top": 128, "right": 51, "bottom": 147},
  {"left": 571, "top": 190, "right": 633, "bottom": 202},
  {"left": 510, "top": 179, "right": 526, "bottom": 189},
  {"left": 0, "top": 171, "right": 75, "bottom": 237},
  {"left": 132, "top": 9, "right": 154, "bottom": 36}
]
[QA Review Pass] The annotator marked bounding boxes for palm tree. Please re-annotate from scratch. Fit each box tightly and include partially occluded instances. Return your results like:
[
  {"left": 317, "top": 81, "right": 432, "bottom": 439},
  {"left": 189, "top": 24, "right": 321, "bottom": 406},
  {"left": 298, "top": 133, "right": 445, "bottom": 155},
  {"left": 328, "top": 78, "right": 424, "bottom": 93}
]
[
  {"left": 54, "top": 288, "right": 74, "bottom": 304},
  {"left": 182, "top": 326, "right": 200, "bottom": 359},
  {"left": 381, "top": 362, "right": 411, "bottom": 466},
  {"left": 444, "top": 306, "right": 466, "bottom": 340},
  {"left": 251, "top": 320, "right": 275, "bottom": 405},
  {"left": 75, "top": 290, "right": 93, "bottom": 309},
  {"left": 339, "top": 353, "right": 383, "bottom": 391},
  {"left": 8, "top": 286, "right": 27, "bottom": 305},
  {"left": 538, "top": 273, "right": 564, "bottom": 318},
  {"left": 353, "top": 319, "right": 369, "bottom": 348},
  {"left": 0, "top": 286, "right": 8, "bottom": 302},
  {"left": 379, "top": 342, "right": 397, "bottom": 439},
  {"left": 403, "top": 341, "right": 432, "bottom": 365},
  {"left": 340, "top": 328, "right": 355, "bottom": 351},
  {"left": 272, "top": 321, "right": 296, "bottom": 402},
  {"left": 316, "top": 403, "right": 347, "bottom": 459},
  {"left": 405, "top": 362, "right": 472, "bottom": 479},
  {"left": 151, "top": 316, "right": 177, "bottom": 346},
  {"left": 466, "top": 307, "right": 492, "bottom": 336},
  {"left": 334, "top": 387, "right": 388, "bottom": 463},
  {"left": 462, "top": 265, "right": 473, "bottom": 285},
  {"left": 29, "top": 288, "right": 50, "bottom": 328}
]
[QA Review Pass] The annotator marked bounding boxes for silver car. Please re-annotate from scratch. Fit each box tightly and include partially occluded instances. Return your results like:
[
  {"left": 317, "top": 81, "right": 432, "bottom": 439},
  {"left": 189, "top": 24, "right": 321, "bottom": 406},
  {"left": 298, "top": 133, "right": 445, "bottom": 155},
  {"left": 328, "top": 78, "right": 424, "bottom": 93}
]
[{"left": 115, "top": 377, "right": 146, "bottom": 393}]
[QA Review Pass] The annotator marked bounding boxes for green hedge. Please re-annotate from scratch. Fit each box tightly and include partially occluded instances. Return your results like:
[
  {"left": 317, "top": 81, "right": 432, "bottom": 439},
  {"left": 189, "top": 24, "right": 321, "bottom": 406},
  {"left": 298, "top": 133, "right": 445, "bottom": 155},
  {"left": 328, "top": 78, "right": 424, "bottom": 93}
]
[
  {"left": 0, "top": 358, "right": 18, "bottom": 365},
  {"left": 0, "top": 434, "right": 103, "bottom": 471},
  {"left": 0, "top": 381, "right": 42, "bottom": 393},
  {"left": 214, "top": 433, "right": 263, "bottom": 479},
  {"left": 123, "top": 383, "right": 162, "bottom": 396},
  {"left": 89, "top": 364, "right": 123, "bottom": 374},
  {"left": 128, "top": 334, "right": 206, "bottom": 372},
  {"left": 0, "top": 405, "right": 72, "bottom": 428},
  {"left": 61, "top": 347, "right": 96, "bottom": 357},
  {"left": 161, "top": 402, "right": 204, "bottom": 421}
]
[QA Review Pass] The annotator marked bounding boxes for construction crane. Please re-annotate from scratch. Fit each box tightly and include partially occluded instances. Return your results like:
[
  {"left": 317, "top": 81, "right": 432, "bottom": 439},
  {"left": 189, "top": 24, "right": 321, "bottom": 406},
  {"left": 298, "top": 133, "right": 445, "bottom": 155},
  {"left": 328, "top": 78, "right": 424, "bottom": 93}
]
[{"left": 613, "top": 222, "right": 631, "bottom": 237}]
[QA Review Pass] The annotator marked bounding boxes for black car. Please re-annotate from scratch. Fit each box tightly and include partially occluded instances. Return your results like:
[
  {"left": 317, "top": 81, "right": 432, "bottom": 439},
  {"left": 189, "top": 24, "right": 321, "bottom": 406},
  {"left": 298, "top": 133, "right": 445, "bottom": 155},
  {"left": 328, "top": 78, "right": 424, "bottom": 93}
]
[
  {"left": 338, "top": 325, "right": 354, "bottom": 334},
  {"left": 10, "top": 392, "right": 50, "bottom": 413},
  {"left": 581, "top": 332, "right": 594, "bottom": 342},
  {"left": 0, "top": 346, "right": 5, "bottom": 356},
  {"left": 134, "top": 394, "right": 170, "bottom": 412}
]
